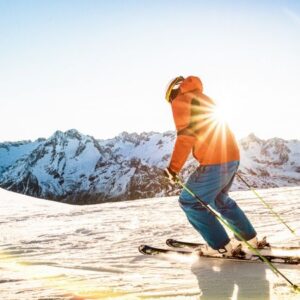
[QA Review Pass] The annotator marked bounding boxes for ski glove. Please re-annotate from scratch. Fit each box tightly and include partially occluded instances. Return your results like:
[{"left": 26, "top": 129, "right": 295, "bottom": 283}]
[{"left": 164, "top": 167, "right": 179, "bottom": 185}]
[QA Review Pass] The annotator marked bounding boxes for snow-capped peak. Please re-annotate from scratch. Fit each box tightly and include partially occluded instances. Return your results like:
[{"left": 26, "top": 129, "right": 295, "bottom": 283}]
[{"left": 0, "top": 130, "right": 299, "bottom": 204}]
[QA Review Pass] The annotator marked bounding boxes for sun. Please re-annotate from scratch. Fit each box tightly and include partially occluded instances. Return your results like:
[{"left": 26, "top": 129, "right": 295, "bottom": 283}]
[{"left": 211, "top": 104, "right": 228, "bottom": 125}]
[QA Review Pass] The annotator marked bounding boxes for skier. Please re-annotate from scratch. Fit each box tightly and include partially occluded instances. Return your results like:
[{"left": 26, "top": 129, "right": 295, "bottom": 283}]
[{"left": 164, "top": 75, "right": 258, "bottom": 257}]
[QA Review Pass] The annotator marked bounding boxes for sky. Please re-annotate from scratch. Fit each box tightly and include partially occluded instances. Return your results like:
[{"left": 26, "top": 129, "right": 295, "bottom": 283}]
[{"left": 0, "top": 0, "right": 300, "bottom": 142}]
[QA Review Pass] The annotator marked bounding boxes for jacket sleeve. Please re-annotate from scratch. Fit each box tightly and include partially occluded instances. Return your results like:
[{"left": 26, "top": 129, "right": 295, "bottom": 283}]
[{"left": 169, "top": 96, "right": 197, "bottom": 173}]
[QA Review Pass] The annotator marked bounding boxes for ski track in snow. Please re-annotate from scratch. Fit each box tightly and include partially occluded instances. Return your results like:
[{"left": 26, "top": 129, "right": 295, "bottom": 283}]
[{"left": 0, "top": 187, "right": 299, "bottom": 300}]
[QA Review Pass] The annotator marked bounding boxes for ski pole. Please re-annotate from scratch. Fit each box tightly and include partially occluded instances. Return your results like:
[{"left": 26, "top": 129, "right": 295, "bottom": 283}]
[
  {"left": 176, "top": 178, "right": 299, "bottom": 292},
  {"left": 236, "top": 173, "right": 296, "bottom": 236}
]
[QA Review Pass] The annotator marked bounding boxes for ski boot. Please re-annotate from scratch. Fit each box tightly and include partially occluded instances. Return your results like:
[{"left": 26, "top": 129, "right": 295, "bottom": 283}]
[
  {"left": 242, "top": 236, "right": 270, "bottom": 250},
  {"left": 195, "top": 241, "right": 246, "bottom": 258}
]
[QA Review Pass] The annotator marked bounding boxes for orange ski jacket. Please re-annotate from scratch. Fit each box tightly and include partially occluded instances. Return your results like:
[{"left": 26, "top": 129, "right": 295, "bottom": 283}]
[{"left": 169, "top": 76, "right": 240, "bottom": 173}]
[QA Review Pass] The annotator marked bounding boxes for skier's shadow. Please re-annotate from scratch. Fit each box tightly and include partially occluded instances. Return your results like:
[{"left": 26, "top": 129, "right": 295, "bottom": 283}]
[{"left": 191, "top": 257, "right": 270, "bottom": 299}]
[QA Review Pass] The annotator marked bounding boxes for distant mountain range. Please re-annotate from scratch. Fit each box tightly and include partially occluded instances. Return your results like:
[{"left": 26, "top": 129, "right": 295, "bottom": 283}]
[{"left": 0, "top": 129, "right": 299, "bottom": 204}]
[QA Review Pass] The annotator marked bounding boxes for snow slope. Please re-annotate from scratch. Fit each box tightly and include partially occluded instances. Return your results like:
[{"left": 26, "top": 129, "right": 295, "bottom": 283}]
[{"left": 0, "top": 187, "right": 299, "bottom": 299}]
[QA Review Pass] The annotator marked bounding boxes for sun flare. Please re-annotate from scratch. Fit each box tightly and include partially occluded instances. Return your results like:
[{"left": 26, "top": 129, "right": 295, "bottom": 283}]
[{"left": 211, "top": 105, "right": 229, "bottom": 125}]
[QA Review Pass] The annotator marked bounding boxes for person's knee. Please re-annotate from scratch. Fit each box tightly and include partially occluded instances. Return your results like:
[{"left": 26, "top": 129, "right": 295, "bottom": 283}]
[
  {"left": 179, "top": 189, "right": 194, "bottom": 204},
  {"left": 178, "top": 196, "right": 191, "bottom": 209},
  {"left": 215, "top": 194, "right": 237, "bottom": 209}
]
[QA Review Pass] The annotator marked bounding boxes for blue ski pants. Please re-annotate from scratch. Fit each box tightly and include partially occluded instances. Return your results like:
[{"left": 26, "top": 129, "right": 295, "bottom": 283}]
[{"left": 179, "top": 160, "right": 256, "bottom": 249}]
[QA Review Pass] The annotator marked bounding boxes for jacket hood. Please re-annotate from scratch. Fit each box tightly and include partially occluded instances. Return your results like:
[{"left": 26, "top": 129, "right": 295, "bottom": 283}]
[{"left": 180, "top": 76, "right": 203, "bottom": 94}]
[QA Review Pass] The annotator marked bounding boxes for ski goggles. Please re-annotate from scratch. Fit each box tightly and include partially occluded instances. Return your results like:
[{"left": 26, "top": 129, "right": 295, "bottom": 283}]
[{"left": 165, "top": 76, "right": 184, "bottom": 103}]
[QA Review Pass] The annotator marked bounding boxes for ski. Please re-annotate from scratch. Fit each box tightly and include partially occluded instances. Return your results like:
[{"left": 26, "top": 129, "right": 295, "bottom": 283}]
[
  {"left": 139, "top": 244, "right": 191, "bottom": 256},
  {"left": 138, "top": 244, "right": 300, "bottom": 265},
  {"left": 166, "top": 238, "right": 275, "bottom": 257},
  {"left": 166, "top": 238, "right": 300, "bottom": 251}
]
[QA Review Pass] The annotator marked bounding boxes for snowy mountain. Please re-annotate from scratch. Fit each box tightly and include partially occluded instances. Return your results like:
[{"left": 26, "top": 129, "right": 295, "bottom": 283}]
[
  {"left": 0, "top": 129, "right": 299, "bottom": 204},
  {"left": 238, "top": 133, "right": 300, "bottom": 188}
]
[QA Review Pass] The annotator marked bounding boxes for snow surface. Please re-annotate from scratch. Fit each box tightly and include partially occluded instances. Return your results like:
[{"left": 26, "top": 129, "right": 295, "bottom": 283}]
[{"left": 0, "top": 187, "right": 299, "bottom": 300}]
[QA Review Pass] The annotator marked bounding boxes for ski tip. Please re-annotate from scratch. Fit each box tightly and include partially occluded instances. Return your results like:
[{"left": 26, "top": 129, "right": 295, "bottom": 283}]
[
  {"left": 138, "top": 244, "right": 159, "bottom": 256},
  {"left": 138, "top": 245, "right": 146, "bottom": 254},
  {"left": 166, "top": 239, "right": 175, "bottom": 246}
]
